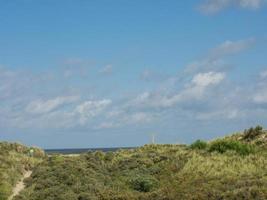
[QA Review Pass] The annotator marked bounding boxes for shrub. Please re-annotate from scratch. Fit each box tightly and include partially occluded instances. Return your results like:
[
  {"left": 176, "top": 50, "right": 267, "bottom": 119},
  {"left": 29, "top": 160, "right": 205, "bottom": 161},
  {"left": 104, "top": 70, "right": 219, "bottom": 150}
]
[
  {"left": 190, "top": 140, "right": 208, "bottom": 150},
  {"left": 209, "top": 140, "right": 255, "bottom": 155},
  {"left": 129, "top": 176, "right": 158, "bottom": 192},
  {"left": 243, "top": 125, "right": 264, "bottom": 141}
]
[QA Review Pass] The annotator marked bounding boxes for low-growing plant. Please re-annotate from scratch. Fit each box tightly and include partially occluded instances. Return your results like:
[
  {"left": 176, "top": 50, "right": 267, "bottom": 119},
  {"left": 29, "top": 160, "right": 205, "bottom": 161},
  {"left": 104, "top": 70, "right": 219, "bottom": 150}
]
[{"left": 190, "top": 140, "right": 208, "bottom": 150}]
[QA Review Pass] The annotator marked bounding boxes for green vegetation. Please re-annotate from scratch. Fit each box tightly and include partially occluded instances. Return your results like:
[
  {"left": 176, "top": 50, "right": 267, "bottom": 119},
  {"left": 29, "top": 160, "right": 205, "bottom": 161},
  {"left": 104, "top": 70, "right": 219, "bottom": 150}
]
[
  {"left": 0, "top": 142, "right": 44, "bottom": 200},
  {"left": 190, "top": 139, "right": 207, "bottom": 150},
  {"left": 13, "top": 126, "right": 267, "bottom": 200},
  {"left": 226, "top": 125, "right": 267, "bottom": 148},
  {"left": 208, "top": 140, "right": 255, "bottom": 155},
  {"left": 1, "top": 126, "right": 267, "bottom": 200}
]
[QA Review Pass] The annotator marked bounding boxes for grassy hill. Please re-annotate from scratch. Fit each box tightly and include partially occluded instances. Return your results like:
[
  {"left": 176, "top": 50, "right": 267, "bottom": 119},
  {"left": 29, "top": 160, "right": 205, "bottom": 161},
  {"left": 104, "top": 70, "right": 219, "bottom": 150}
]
[
  {"left": 13, "top": 126, "right": 267, "bottom": 200},
  {"left": 0, "top": 142, "right": 45, "bottom": 200}
]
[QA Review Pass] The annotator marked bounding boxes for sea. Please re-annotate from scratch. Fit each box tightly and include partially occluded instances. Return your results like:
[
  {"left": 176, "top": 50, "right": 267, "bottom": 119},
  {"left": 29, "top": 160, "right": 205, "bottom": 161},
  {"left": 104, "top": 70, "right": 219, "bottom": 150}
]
[{"left": 45, "top": 147, "right": 136, "bottom": 154}]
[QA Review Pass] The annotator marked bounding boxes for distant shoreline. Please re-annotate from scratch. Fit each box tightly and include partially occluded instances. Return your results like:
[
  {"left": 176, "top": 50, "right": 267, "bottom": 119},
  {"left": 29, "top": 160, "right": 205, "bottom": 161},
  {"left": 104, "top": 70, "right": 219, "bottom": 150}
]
[{"left": 45, "top": 147, "right": 137, "bottom": 154}]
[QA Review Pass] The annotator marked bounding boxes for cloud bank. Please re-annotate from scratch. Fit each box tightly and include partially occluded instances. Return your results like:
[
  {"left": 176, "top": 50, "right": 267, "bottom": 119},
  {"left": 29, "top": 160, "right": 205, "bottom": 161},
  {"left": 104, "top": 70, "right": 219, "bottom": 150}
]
[{"left": 0, "top": 38, "right": 266, "bottom": 142}]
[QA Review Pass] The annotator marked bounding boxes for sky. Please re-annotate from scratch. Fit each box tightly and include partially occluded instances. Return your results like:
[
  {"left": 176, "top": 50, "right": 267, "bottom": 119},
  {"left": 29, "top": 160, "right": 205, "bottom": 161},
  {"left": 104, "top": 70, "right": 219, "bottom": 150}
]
[{"left": 0, "top": 0, "right": 267, "bottom": 148}]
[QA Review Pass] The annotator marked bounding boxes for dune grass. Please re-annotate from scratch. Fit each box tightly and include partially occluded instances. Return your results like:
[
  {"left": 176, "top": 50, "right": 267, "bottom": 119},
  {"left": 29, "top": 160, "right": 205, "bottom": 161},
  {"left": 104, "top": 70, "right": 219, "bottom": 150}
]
[{"left": 0, "top": 142, "right": 44, "bottom": 200}]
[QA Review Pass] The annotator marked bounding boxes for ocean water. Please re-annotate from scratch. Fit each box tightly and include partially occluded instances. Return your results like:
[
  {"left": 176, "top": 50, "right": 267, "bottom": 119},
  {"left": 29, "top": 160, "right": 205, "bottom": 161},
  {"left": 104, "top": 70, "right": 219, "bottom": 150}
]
[{"left": 45, "top": 147, "right": 136, "bottom": 154}]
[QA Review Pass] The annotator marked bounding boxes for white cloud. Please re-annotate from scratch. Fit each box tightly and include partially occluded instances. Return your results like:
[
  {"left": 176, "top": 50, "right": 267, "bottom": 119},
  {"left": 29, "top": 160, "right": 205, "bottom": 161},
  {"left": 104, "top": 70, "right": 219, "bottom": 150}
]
[
  {"left": 75, "top": 99, "right": 112, "bottom": 124},
  {"left": 26, "top": 96, "right": 80, "bottom": 114},
  {"left": 163, "top": 72, "right": 225, "bottom": 104},
  {"left": 0, "top": 37, "right": 266, "bottom": 134},
  {"left": 199, "top": 0, "right": 265, "bottom": 14},
  {"left": 130, "top": 72, "right": 225, "bottom": 109},
  {"left": 191, "top": 71, "right": 225, "bottom": 87}
]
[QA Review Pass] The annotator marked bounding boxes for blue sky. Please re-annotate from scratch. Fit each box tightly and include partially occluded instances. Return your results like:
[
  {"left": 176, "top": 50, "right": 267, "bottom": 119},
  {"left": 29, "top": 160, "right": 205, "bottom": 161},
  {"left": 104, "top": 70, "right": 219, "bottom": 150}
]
[{"left": 0, "top": 0, "right": 267, "bottom": 148}]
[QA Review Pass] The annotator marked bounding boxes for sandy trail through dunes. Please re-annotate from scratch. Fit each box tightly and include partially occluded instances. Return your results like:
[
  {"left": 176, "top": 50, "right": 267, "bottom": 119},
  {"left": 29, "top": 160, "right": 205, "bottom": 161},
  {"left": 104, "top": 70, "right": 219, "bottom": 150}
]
[{"left": 8, "top": 171, "right": 32, "bottom": 200}]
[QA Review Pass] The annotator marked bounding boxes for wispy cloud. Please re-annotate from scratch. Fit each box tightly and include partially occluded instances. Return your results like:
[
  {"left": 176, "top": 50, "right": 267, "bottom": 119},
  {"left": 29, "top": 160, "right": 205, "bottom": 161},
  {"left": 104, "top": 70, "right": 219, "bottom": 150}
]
[
  {"left": 199, "top": 0, "right": 266, "bottom": 14},
  {"left": 75, "top": 99, "right": 112, "bottom": 125},
  {"left": 0, "top": 38, "right": 266, "bottom": 135},
  {"left": 185, "top": 38, "right": 255, "bottom": 73},
  {"left": 25, "top": 96, "right": 80, "bottom": 115},
  {"left": 210, "top": 38, "right": 255, "bottom": 58}
]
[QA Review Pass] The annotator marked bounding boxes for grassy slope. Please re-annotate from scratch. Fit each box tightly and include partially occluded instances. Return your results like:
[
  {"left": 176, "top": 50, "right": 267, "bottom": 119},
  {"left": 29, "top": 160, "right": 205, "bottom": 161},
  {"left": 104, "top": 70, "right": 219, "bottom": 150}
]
[
  {"left": 0, "top": 142, "right": 44, "bottom": 200},
  {"left": 15, "top": 127, "right": 267, "bottom": 200}
]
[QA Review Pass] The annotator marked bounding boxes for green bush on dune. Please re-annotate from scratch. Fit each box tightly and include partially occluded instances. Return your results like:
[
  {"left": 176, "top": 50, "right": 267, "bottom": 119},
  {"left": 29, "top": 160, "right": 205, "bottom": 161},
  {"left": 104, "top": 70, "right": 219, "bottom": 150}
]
[
  {"left": 209, "top": 139, "right": 255, "bottom": 155},
  {"left": 129, "top": 175, "right": 158, "bottom": 192},
  {"left": 190, "top": 139, "right": 208, "bottom": 150}
]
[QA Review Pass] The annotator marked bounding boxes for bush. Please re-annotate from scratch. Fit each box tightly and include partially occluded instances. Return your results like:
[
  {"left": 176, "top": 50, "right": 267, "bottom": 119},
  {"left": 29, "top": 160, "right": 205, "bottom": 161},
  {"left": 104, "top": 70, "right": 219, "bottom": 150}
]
[
  {"left": 190, "top": 140, "right": 208, "bottom": 150},
  {"left": 129, "top": 176, "right": 158, "bottom": 192},
  {"left": 209, "top": 140, "right": 255, "bottom": 155},
  {"left": 243, "top": 125, "right": 264, "bottom": 141}
]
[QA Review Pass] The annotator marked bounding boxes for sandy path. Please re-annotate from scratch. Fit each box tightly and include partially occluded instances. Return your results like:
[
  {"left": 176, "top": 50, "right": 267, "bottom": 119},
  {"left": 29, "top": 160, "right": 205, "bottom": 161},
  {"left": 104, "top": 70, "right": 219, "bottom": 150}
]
[{"left": 8, "top": 171, "right": 32, "bottom": 200}]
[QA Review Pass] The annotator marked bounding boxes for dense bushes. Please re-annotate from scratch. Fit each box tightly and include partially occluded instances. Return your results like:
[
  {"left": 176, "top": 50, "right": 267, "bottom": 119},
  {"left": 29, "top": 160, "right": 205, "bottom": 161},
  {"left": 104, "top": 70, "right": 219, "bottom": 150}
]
[
  {"left": 209, "top": 140, "right": 255, "bottom": 155},
  {"left": 190, "top": 139, "right": 256, "bottom": 156},
  {"left": 190, "top": 126, "right": 266, "bottom": 155}
]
